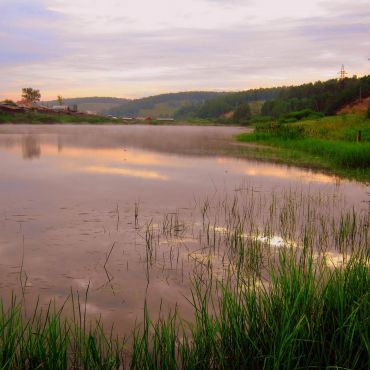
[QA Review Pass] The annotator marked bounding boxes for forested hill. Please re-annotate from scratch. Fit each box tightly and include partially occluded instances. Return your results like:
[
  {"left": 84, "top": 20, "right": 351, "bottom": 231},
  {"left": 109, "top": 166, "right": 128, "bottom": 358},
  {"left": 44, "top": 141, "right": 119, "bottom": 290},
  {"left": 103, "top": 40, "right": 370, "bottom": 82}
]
[
  {"left": 174, "top": 87, "right": 281, "bottom": 119},
  {"left": 42, "top": 75, "right": 370, "bottom": 120},
  {"left": 175, "top": 75, "right": 370, "bottom": 121},
  {"left": 261, "top": 75, "right": 370, "bottom": 118},
  {"left": 174, "top": 75, "right": 370, "bottom": 120},
  {"left": 42, "top": 97, "right": 130, "bottom": 114},
  {"left": 105, "top": 91, "right": 225, "bottom": 117}
]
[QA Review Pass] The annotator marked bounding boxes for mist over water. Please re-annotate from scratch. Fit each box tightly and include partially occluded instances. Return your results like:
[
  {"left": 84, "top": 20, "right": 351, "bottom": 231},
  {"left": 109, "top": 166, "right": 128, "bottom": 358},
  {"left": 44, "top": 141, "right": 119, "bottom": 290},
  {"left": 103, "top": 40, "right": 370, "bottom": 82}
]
[{"left": 0, "top": 124, "right": 368, "bottom": 331}]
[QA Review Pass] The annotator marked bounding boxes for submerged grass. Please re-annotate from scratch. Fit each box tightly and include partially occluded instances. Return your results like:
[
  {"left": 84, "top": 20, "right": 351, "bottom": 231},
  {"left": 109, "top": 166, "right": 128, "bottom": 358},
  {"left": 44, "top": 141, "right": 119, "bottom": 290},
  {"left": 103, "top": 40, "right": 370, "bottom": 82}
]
[
  {"left": 1, "top": 255, "right": 369, "bottom": 368},
  {"left": 1, "top": 189, "right": 369, "bottom": 368},
  {"left": 131, "top": 253, "right": 370, "bottom": 369}
]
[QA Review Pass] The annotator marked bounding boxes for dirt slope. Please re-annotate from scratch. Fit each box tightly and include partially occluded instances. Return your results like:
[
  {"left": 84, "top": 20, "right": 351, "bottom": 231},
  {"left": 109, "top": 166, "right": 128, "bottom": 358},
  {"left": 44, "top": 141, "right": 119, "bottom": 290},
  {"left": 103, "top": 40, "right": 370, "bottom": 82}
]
[{"left": 337, "top": 97, "right": 370, "bottom": 114}]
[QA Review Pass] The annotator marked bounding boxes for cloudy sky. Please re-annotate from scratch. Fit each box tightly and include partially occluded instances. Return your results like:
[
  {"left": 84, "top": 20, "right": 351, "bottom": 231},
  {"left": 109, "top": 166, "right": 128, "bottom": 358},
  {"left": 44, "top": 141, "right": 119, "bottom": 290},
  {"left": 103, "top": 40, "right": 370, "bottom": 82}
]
[{"left": 1, "top": 0, "right": 370, "bottom": 100}]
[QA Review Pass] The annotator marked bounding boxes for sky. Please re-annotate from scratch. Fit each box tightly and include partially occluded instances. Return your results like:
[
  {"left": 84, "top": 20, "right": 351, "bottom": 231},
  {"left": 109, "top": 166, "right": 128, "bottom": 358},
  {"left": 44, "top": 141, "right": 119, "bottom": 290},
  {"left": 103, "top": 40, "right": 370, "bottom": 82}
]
[{"left": 1, "top": 0, "right": 370, "bottom": 100}]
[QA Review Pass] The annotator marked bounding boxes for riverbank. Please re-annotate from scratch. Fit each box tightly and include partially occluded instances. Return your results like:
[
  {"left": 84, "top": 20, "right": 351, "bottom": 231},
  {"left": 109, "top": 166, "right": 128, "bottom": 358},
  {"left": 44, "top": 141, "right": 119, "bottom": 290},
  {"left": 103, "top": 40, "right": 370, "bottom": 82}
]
[
  {"left": 0, "top": 111, "right": 241, "bottom": 127},
  {"left": 235, "top": 114, "right": 370, "bottom": 183},
  {"left": 0, "top": 111, "right": 119, "bottom": 124}
]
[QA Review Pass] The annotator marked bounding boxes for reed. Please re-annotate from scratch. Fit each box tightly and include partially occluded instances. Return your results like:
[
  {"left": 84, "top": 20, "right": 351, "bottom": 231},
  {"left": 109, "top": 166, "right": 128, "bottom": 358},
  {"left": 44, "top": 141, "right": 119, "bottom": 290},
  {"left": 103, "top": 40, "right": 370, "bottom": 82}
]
[
  {"left": 1, "top": 189, "right": 369, "bottom": 368},
  {"left": 131, "top": 251, "right": 370, "bottom": 369}
]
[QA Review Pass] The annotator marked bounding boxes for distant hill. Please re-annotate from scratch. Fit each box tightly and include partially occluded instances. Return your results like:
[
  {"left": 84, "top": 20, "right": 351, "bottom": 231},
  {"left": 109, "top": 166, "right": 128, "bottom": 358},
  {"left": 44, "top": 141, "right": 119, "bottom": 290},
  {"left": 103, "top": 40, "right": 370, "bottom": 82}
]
[
  {"left": 42, "top": 97, "right": 130, "bottom": 114},
  {"left": 174, "top": 75, "right": 370, "bottom": 120},
  {"left": 105, "top": 91, "right": 225, "bottom": 117},
  {"left": 175, "top": 88, "right": 281, "bottom": 120}
]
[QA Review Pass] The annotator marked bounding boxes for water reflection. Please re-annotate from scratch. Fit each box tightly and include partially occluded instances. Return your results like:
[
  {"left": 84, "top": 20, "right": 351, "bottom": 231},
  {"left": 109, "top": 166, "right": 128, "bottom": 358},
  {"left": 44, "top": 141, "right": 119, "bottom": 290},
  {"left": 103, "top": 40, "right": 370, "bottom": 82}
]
[
  {"left": 0, "top": 124, "right": 247, "bottom": 157},
  {"left": 0, "top": 124, "right": 368, "bottom": 334},
  {"left": 22, "top": 135, "right": 41, "bottom": 159},
  {"left": 82, "top": 165, "right": 169, "bottom": 180}
]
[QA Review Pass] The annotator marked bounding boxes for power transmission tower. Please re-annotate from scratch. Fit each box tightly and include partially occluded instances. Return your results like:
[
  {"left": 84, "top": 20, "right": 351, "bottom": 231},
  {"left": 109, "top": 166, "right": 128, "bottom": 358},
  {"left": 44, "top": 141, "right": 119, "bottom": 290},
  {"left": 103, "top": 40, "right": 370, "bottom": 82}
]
[{"left": 338, "top": 64, "right": 347, "bottom": 80}]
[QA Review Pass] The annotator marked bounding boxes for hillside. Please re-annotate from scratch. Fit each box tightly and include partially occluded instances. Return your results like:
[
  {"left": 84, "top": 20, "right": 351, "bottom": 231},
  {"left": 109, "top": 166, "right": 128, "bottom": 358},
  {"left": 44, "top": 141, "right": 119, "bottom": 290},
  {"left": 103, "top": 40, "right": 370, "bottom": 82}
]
[
  {"left": 42, "top": 97, "right": 130, "bottom": 114},
  {"left": 175, "top": 88, "right": 281, "bottom": 120},
  {"left": 173, "top": 75, "right": 370, "bottom": 121},
  {"left": 105, "top": 91, "right": 225, "bottom": 117},
  {"left": 261, "top": 75, "right": 370, "bottom": 118}
]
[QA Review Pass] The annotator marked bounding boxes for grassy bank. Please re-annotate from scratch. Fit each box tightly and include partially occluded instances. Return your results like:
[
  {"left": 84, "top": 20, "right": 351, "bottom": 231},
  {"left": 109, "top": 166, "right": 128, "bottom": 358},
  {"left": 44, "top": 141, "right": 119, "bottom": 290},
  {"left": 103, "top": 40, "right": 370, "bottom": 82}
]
[
  {"left": 236, "top": 114, "right": 370, "bottom": 182},
  {"left": 0, "top": 110, "right": 249, "bottom": 126},
  {"left": 0, "top": 111, "right": 118, "bottom": 124}
]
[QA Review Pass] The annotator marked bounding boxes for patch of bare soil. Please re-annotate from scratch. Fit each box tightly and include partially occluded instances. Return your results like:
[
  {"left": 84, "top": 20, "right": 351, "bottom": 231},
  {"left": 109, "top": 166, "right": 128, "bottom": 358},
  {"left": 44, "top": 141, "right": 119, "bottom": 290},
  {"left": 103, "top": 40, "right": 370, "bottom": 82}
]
[{"left": 337, "top": 97, "right": 370, "bottom": 114}]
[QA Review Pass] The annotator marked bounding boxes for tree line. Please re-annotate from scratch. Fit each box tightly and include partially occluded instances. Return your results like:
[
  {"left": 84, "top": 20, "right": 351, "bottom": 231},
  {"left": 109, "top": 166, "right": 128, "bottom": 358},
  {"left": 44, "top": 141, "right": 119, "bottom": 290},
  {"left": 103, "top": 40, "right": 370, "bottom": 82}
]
[
  {"left": 262, "top": 75, "right": 370, "bottom": 118},
  {"left": 174, "top": 75, "right": 370, "bottom": 122}
]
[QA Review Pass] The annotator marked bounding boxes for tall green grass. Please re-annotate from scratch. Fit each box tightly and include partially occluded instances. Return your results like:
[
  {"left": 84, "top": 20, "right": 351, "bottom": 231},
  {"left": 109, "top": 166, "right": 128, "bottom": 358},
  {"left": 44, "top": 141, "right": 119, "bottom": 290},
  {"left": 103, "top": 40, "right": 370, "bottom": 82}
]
[
  {"left": 239, "top": 134, "right": 370, "bottom": 168},
  {"left": 128, "top": 191, "right": 370, "bottom": 368},
  {"left": 1, "top": 190, "right": 369, "bottom": 368},
  {"left": 131, "top": 252, "right": 369, "bottom": 369},
  {"left": 2, "top": 252, "right": 368, "bottom": 368},
  {"left": 0, "top": 294, "right": 123, "bottom": 369},
  {"left": 236, "top": 114, "right": 370, "bottom": 180}
]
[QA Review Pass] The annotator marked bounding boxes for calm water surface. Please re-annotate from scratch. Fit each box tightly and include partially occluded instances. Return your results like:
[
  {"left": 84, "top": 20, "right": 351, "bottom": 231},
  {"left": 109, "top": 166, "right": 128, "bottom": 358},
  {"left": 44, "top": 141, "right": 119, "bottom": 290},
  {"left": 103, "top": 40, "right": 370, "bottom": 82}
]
[{"left": 0, "top": 124, "right": 368, "bottom": 331}]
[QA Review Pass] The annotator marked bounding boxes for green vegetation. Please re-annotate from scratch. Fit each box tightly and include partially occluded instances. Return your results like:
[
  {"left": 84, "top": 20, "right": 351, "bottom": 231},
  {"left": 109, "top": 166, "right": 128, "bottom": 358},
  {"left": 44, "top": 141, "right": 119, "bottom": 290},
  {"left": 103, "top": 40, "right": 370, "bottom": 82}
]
[
  {"left": 21, "top": 74, "right": 370, "bottom": 122},
  {"left": 261, "top": 75, "right": 370, "bottom": 117},
  {"left": 3, "top": 253, "right": 368, "bottom": 368},
  {"left": 174, "top": 88, "right": 280, "bottom": 120},
  {"left": 1, "top": 190, "right": 369, "bottom": 368},
  {"left": 233, "top": 102, "right": 252, "bottom": 124},
  {"left": 132, "top": 255, "right": 369, "bottom": 369},
  {"left": 0, "top": 295, "right": 123, "bottom": 369},
  {"left": 106, "top": 91, "right": 224, "bottom": 118},
  {"left": 0, "top": 111, "right": 118, "bottom": 124},
  {"left": 130, "top": 190, "right": 370, "bottom": 368},
  {"left": 14, "top": 74, "right": 370, "bottom": 122},
  {"left": 174, "top": 75, "right": 370, "bottom": 122},
  {"left": 278, "top": 108, "right": 324, "bottom": 123},
  {"left": 236, "top": 113, "right": 370, "bottom": 182}
]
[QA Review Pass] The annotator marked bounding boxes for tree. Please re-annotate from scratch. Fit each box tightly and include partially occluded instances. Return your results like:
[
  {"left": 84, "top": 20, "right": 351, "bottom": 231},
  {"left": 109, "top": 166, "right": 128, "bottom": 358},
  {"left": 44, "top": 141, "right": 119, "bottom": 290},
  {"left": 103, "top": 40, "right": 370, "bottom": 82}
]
[
  {"left": 367, "top": 101, "right": 370, "bottom": 119},
  {"left": 233, "top": 102, "right": 252, "bottom": 123},
  {"left": 57, "top": 95, "right": 63, "bottom": 105},
  {"left": 21, "top": 88, "right": 41, "bottom": 103}
]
